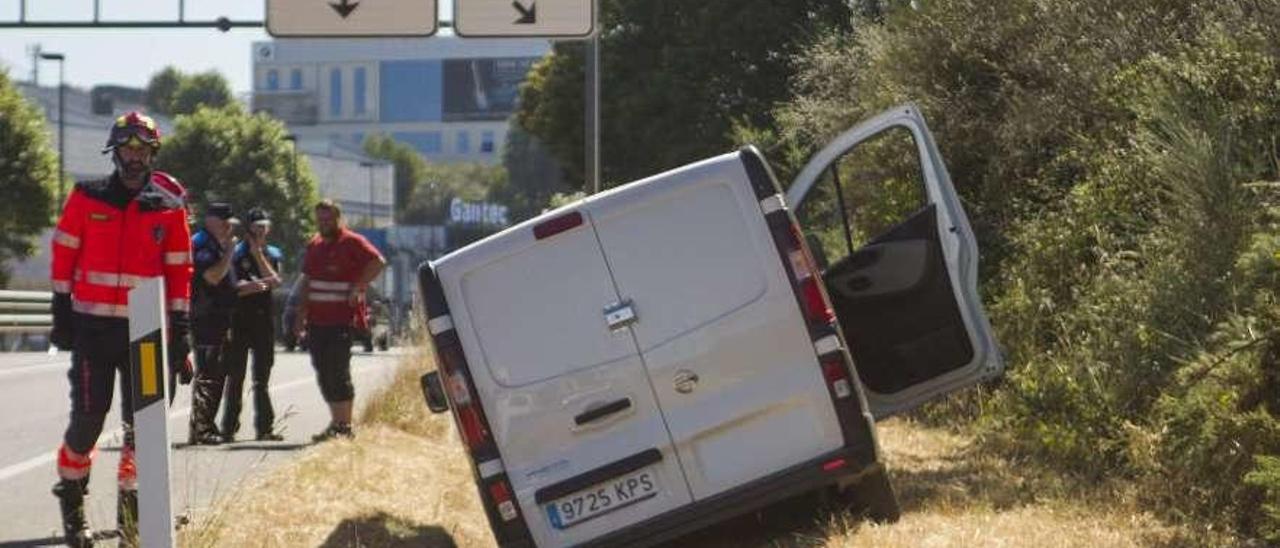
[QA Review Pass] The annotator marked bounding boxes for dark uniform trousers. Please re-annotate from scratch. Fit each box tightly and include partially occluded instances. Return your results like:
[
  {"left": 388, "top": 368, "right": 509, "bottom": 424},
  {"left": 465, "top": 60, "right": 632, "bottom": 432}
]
[
  {"left": 221, "top": 311, "right": 276, "bottom": 436},
  {"left": 189, "top": 329, "right": 230, "bottom": 439},
  {"left": 64, "top": 315, "right": 134, "bottom": 454}
]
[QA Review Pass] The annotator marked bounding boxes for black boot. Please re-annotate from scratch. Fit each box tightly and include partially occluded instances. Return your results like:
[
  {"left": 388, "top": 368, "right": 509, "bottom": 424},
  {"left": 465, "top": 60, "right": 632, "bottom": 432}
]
[
  {"left": 117, "top": 489, "right": 138, "bottom": 547},
  {"left": 52, "top": 478, "right": 94, "bottom": 548}
]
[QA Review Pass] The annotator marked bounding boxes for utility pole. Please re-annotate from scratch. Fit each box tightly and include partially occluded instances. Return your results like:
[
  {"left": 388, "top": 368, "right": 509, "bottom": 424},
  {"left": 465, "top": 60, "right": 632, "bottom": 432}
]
[
  {"left": 28, "top": 43, "right": 40, "bottom": 85},
  {"left": 360, "top": 161, "right": 376, "bottom": 227},
  {"left": 39, "top": 52, "right": 67, "bottom": 206},
  {"left": 584, "top": 0, "right": 600, "bottom": 194}
]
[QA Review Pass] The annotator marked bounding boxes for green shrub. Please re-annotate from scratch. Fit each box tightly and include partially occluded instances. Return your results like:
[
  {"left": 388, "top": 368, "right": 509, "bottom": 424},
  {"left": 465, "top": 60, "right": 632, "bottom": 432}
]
[{"left": 769, "top": 0, "right": 1280, "bottom": 540}]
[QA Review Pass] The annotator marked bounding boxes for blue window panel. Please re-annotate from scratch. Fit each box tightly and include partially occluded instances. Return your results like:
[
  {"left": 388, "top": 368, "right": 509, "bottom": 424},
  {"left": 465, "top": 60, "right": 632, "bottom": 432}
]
[
  {"left": 290, "top": 69, "right": 303, "bottom": 90},
  {"left": 329, "top": 68, "right": 343, "bottom": 118},
  {"left": 379, "top": 60, "right": 443, "bottom": 123},
  {"left": 480, "top": 130, "right": 496, "bottom": 153},
  {"left": 354, "top": 67, "right": 367, "bottom": 115},
  {"left": 456, "top": 131, "right": 470, "bottom": 154},
  {"left": 393, "top": 131, "right": 443, "bottom": 155},
  {"left": 266, "top": 69, "right": 279, "bottom": 91}
]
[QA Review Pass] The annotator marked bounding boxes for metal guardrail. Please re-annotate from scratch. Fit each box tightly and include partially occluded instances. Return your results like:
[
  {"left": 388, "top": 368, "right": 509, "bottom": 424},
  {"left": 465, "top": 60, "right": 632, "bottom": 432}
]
[{"left": 0, "top": 290, "right": 52, "bottom": 333}]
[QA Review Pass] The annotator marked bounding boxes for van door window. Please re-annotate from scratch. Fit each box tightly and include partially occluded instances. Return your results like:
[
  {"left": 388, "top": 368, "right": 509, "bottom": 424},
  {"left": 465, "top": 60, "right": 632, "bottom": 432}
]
[
  {"left": 795, "top": 125, "right": 975, "bottom": 395},
  {"left": 795, "top": 126, "right": 926, "bottom": 270}
]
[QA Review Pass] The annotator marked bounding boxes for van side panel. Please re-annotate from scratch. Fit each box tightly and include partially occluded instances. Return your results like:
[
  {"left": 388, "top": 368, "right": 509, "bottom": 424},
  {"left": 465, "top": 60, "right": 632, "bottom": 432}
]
[{"left": 587, "top": 156, "right": 844, "bottom": 500}]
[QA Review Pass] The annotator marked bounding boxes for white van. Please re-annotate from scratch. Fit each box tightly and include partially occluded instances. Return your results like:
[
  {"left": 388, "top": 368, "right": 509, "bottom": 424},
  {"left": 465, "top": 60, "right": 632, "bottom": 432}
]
[{"left": 417, "top": 105, "right": 1003, "bottom": 547}]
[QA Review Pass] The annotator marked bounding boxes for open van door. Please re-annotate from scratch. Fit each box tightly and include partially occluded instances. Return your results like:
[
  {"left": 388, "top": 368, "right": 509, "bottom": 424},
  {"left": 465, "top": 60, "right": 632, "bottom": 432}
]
[{"left": 787, "top": 105, "right": 1003, "bottom": 419}]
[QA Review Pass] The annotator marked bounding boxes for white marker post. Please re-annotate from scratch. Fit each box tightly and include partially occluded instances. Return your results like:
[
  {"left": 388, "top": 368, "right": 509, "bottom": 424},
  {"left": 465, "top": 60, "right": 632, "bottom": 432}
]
[{"left": 128, "top": 278, "right": 174, "bottom": 548}]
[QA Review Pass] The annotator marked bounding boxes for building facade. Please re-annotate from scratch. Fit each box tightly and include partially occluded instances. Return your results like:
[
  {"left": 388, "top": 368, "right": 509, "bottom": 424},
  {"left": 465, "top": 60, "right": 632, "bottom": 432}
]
[{"left": 250, "top": 36, "right": 551, "bottom": 165}]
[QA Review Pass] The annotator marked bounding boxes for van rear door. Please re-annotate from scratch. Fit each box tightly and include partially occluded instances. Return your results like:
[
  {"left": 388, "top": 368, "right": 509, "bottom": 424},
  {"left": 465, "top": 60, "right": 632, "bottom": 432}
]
[
  {"left": 586, "top": 154, "right": 845, "bottom": 500},
  {"left": 788, "top": 104, "right": 1004, "bottom": 419},
  {"left": 433, "top": 210, "right": 693, "bottom": 546}
]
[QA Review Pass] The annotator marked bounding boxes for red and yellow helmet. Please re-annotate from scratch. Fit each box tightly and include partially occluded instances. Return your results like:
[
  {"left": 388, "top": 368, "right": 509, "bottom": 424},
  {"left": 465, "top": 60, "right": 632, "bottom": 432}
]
[{"left": 103, "top": 111, "right": 161, "bottom": 153}]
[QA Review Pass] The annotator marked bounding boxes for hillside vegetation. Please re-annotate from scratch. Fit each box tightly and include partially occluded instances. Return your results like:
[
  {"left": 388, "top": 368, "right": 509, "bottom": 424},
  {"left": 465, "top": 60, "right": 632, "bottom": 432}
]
[{"left": 748, "top": 1, "right": 1280, "bottom": 542}]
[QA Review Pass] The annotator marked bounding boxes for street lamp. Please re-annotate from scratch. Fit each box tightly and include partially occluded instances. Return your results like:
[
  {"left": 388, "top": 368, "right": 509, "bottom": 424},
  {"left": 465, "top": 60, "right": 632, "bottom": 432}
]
[
  {"left": 359, "top": 161, "right": 376, "bottom": 228},
  {"left": 39, "top": 52, "right": 66, "bottom": 206}
]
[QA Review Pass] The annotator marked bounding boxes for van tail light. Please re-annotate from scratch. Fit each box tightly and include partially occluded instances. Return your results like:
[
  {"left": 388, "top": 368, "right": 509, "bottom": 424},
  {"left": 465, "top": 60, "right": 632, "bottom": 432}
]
[
  {"left": 436, "top": 336, "right": 496, "bottom": 456},
  {"left": 533, "top": 211, "right": 583, "bottom": 240},
  {"left": 767, "top": 209, "right": 836, "bottom": 328}
]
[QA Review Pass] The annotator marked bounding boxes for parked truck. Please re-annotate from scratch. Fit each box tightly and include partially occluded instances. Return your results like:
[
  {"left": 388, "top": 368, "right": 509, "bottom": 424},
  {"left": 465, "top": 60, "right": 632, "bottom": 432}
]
[{"left": 418, "top": 105, "right": 1003, "bottom": 547}]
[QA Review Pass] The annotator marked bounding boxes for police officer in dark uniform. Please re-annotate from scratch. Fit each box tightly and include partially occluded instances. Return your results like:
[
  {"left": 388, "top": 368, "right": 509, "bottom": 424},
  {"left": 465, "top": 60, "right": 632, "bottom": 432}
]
[
  {"left": 189, "top": 202, "right": 239, "bottom": 446},
  {"left": 220, "top": 207, "right": 285, "bottom": 442}
]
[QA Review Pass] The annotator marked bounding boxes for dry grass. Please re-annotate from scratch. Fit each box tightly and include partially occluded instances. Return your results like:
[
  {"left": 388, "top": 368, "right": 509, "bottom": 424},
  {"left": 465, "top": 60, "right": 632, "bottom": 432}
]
[
  {"left": 182, "top": 345, "right": 496, "bottom": 548},
  {"left": 185, "top": 347, "right": 1233, "bottom": 548},
  {"left": 810, "top": 420, "right": 1229, "bottom": 548}
]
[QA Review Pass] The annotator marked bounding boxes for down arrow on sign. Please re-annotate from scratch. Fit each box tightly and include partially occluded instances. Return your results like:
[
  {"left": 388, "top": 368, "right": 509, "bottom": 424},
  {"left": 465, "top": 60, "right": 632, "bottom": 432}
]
[{"left": 330, "top": 0, "right": 360, "bottom": 18}]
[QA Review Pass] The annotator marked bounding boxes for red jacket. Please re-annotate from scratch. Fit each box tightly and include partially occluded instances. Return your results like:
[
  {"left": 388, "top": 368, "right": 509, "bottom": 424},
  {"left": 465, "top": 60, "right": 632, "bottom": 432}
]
[{"left": 51, "top": 172, "right": 193, "bottom": 318}]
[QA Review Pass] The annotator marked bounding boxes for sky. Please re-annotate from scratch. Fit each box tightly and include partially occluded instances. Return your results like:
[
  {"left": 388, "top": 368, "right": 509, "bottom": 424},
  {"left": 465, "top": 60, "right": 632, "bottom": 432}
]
[{"left": 0, "top": 0, "right": 454, "bottom": 93}]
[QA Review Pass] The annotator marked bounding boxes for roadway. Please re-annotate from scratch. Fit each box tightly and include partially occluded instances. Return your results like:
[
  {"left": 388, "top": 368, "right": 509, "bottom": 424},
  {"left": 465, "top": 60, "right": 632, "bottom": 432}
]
[{"left": 0, "top": 347, "right": 406, "bottom": 547}]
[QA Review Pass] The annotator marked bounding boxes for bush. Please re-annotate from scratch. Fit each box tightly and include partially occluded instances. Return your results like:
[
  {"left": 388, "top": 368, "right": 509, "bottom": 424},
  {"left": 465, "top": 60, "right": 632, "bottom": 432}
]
[{"left": 769, "top": 0, "right": 1280, "bottom": 539}]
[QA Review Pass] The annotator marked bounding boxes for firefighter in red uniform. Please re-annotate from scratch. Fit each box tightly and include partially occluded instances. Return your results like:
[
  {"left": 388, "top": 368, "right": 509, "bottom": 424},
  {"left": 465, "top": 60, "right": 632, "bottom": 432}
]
[
  {"left": 292, "top": 200, "right": 386, "bottom": 441},
  {"left": 48, "top": 112, "right": 193, "bottom": 547}
]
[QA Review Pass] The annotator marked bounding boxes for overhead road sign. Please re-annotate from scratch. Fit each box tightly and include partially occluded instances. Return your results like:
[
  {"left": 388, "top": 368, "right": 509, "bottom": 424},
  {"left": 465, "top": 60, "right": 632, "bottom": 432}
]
[
  {"left": 268, "top": 0, "right": 438, "bottom": 37},
  {"left": 454, "top": 0, "right": 593, "bottom": 37}
]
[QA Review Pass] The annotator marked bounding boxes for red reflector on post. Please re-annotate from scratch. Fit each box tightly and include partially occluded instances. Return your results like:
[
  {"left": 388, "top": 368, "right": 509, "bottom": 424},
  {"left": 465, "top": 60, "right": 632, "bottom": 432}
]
[
  {"left": 534, "top": 211, "right": 584, "bottom": 240},
  {"left": 822, "top": 458, "right": 848, "bottom": 472}
]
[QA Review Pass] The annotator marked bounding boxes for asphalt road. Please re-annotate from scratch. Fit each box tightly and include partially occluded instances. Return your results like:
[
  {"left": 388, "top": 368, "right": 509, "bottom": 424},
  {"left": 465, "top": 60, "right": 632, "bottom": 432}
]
[{"left": 0, "top": 347, "right": 407, "bottom": 547}]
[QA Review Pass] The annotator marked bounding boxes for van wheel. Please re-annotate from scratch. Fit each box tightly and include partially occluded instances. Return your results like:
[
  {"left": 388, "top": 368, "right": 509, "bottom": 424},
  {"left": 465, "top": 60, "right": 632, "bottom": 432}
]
[{"left": 840, "top": 465, "right": 901, "bottom": 524}]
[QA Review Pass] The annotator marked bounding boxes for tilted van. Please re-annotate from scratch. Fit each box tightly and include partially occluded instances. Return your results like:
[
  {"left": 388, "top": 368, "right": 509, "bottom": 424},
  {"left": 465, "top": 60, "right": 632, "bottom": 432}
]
[{"left": 417, "top": 105, "right": 1004, "bottom": 547}]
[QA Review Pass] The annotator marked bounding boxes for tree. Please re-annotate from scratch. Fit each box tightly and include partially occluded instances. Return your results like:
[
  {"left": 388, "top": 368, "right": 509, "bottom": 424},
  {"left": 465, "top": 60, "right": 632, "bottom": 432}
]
[
  {"left": 515, "top": 0, "right": 852, "bottom": 190},
  {"left": 156, "top": 106, "right": 318, "bottom": 267},
  {"left": 169, "top": 71, "right": 234, "bottom": 115},
  {"left": 490, "top": 123, "right": 569, "bottom": 223},
  {"left": 363, "top": 134, "right": 431, "bottom": 222},
  {"left": 0, "top": 70, "right": 58, "bottom": 287},
  {"left": 145, "top": 66, "right": 183, "bottom": 114},
  {"left": 401, "top": 162, "right": 504, "bottom": 225}
]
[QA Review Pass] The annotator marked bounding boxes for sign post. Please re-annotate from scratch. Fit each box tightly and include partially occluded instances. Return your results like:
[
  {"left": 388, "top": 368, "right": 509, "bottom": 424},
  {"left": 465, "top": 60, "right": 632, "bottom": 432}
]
[{"left": 128, "top": 278, "right": 174, "bottom": 548}]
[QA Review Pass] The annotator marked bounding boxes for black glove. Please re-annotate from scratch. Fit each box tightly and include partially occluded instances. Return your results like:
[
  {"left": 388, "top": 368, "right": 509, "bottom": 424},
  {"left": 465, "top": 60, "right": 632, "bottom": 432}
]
[
  {"left": 168, "top": 312, "right": 193, "bottom": 385},
  {"left": 49, "top": 293, "right": 74, "bottom": 349}
]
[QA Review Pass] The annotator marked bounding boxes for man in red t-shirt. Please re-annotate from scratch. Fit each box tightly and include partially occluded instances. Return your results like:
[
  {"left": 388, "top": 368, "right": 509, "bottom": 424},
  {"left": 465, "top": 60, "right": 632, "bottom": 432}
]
[{"left": 292, "top": 199, "right": 386, "bottom": 441}]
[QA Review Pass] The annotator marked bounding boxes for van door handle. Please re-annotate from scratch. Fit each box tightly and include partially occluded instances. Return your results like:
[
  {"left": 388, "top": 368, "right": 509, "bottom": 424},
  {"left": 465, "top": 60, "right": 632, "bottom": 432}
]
[
  {"left": 574, "top": 398, "right": 633, "bottom": 426},
  {"left": 604, "top": 300, "right": 637, "bottom": 331}
]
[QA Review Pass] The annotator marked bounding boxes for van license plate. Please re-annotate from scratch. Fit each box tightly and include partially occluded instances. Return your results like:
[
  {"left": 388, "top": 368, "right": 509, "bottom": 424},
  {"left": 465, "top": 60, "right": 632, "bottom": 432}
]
[{"left": 545, "top": 468, "right": 658, "bottom": 529}]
